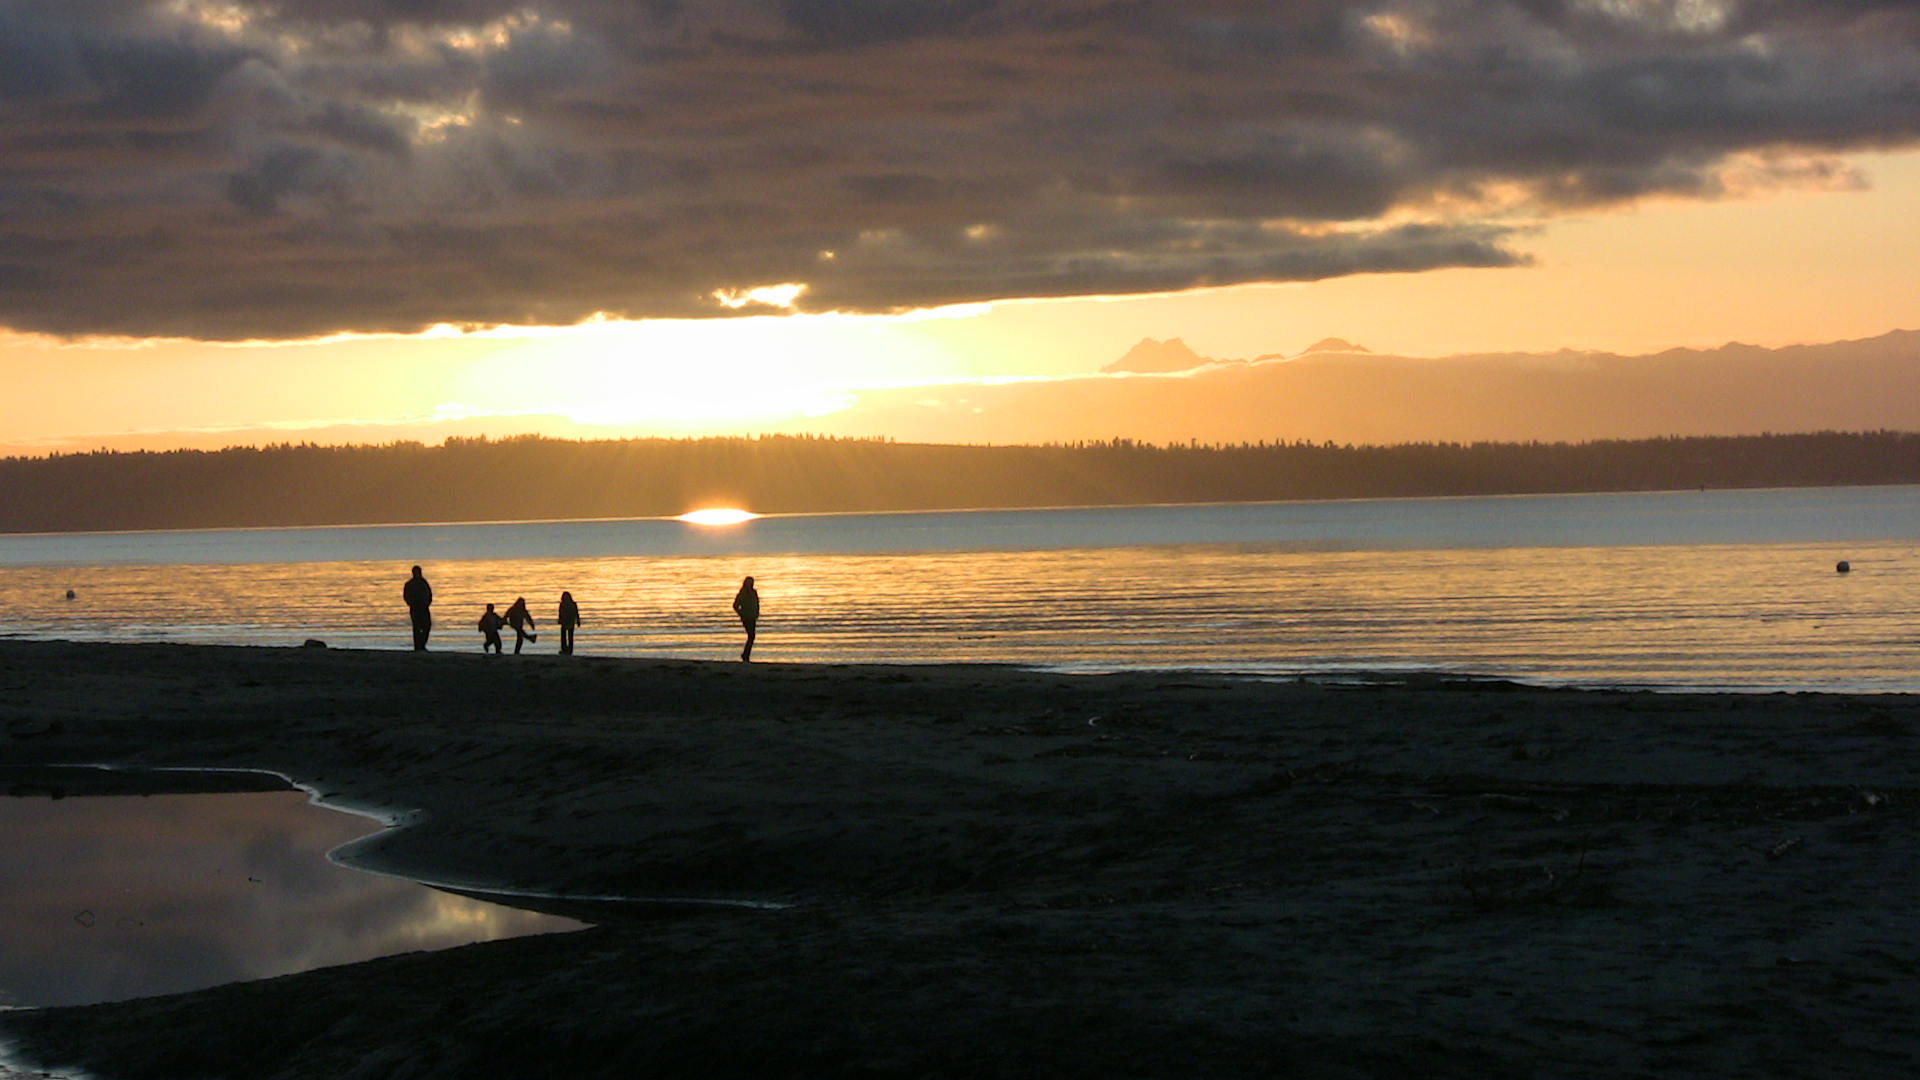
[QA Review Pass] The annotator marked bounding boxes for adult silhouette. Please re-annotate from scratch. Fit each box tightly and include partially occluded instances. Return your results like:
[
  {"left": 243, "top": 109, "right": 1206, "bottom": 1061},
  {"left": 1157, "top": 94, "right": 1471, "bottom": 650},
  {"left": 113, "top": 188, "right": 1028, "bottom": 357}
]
[
  {"left": 477, "top": 603, "right": 505, "bottom": 654},
  {"left": 732, "top": 576, "right": 760, "bottom": 661},
  {"left": 503, "top": 596, "right": 538, "bottom": 654},
  {"left": 402, "top": 565, "right": 433, "bottom": 650},
  {"left": 557, "top": 591, "right": 581, "bottom": 655}
]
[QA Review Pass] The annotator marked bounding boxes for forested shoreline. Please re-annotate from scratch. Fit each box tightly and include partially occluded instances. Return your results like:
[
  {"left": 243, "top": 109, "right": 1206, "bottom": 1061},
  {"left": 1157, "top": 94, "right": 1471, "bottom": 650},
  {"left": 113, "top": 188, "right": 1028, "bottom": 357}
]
[{"left": 3, "top": 431, "right": 1918, "bottom": 534}]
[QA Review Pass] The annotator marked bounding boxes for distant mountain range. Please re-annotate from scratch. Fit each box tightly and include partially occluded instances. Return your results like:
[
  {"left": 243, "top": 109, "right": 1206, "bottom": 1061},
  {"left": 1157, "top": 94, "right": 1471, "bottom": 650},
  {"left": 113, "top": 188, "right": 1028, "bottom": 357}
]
[
  {"left": 1101, "top": 336, "right": 1370, "bottom": 373},
  {"left": 9, "top": 329, "right": 1918, "bottom": 459},
  {"left": 797, "top": 329, "right": 1920, "bottom": 445}
]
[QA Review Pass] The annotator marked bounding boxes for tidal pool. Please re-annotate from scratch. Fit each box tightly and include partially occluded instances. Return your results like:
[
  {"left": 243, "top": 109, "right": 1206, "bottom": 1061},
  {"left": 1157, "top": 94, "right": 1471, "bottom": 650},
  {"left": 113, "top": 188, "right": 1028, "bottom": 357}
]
[{"left": 0, "top": 778, "right": 585, "bottom": 1008}]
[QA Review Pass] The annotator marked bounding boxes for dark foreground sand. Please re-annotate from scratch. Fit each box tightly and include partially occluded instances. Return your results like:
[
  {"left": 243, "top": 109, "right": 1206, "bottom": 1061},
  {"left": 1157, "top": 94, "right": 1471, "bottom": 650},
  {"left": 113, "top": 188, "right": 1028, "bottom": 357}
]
[{"left": 2, "top": 640, "right": 1918, "bottom": 1079}]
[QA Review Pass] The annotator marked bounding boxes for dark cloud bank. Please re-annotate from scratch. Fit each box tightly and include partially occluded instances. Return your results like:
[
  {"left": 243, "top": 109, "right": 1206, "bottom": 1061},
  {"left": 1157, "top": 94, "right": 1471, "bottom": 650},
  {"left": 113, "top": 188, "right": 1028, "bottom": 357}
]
[{"left": 3, "top": 1, "right": 1918, "bottom": 340}]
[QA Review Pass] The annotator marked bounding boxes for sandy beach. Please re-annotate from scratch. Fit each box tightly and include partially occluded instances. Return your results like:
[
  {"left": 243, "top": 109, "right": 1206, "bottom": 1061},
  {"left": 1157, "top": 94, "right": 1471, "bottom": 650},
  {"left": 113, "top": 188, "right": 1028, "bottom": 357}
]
[{"left": 2, "top": 639, "right": 1918, "bottom": 1078}]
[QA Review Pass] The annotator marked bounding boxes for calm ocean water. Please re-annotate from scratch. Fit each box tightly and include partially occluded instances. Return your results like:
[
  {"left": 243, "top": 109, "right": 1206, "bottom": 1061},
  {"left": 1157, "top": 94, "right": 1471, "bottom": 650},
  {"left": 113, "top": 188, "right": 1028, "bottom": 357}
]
[{"left": 0, "top": 486, "right": 1916, "bottom": 692}]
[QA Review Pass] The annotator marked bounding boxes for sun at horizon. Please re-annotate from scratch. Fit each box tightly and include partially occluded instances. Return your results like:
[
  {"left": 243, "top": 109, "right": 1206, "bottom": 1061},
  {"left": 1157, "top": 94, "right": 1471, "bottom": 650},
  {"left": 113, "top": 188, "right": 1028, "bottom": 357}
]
[{"left": 676, "top": 508, "right": 760, "bottom": 526}]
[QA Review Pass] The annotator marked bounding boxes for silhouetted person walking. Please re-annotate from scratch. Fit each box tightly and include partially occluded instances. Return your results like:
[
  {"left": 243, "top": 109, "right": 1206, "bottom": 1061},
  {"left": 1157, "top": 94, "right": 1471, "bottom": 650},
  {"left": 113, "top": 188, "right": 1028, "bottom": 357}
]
[
  {"left": 504, "top": 596, "right": 538, "bottom": 654},
  {"left": 557, "top": 591, "right": 581, "bottom": 655},
  {"left": 403, "top": 565, "right": 433, "bottom": 651},
  {"left": 478, "top": 603, "right": 505, "bottom": 654},
  {"left": 732, "top": 576, "right": 759, "bottom": 661}
]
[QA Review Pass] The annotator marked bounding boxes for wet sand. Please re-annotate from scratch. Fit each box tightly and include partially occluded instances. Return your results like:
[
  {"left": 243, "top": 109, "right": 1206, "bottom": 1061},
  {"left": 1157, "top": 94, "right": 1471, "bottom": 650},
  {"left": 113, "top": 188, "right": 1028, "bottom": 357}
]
[{"left": 2, "top": 639, "right": 1918, "bottom": 1078}]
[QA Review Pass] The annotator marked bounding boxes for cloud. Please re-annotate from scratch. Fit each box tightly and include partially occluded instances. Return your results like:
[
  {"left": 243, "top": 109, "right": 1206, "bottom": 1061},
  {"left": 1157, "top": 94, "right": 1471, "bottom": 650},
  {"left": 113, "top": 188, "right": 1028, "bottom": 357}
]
[{"left": 1, "top": 1, "right": 1917, "bottom": 339}]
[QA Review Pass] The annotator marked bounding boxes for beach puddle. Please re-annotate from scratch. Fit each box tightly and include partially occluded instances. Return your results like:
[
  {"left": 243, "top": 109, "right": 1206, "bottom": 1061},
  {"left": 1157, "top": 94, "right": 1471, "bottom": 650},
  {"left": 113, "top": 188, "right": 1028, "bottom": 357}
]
[{"left": 0, "top": 772, "right": 587, "bottom": 1008}]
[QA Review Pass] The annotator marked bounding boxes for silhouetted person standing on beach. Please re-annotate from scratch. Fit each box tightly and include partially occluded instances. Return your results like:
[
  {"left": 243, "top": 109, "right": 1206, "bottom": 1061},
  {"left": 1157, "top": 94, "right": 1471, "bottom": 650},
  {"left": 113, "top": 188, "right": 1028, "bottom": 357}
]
[
  {"left": 557, "top": 591, "right": 581, "bottom": 655},
  {"left": 478, "top": 603, "right": 505, "bottom": 654},
  {"left": 732, "top": 576, "right": 760, "bottom": 661},
  {"left": 504, "top": 596, "right": 538, "bottom": 654},
  {"left": 403, "top": 566, "right": 433, "bottom": 651}
]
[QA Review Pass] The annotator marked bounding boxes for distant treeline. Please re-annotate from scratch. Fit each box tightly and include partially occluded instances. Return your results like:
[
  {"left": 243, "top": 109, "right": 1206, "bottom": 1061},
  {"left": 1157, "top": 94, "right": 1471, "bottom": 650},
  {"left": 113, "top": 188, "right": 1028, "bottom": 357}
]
[{"left": 3, "top": 431, "right": 1919, "bottom": 534}]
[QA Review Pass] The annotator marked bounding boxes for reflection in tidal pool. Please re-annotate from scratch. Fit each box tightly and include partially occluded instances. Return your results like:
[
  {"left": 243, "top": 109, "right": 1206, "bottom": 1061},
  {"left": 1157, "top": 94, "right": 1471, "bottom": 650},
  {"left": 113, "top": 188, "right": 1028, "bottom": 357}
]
[{"left": 0, "top": 789, "right": 585, "bottom": 1008}]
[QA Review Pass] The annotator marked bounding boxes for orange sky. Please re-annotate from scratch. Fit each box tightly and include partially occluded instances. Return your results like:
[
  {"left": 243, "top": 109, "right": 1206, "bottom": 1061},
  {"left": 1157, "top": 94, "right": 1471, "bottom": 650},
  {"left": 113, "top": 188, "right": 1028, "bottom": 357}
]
[
  {"left": 6, "top": 148, "right": 1915, "bottom": 454},
  {"left": 4, "top": 4, "right": 1919, "bottom": 454}
]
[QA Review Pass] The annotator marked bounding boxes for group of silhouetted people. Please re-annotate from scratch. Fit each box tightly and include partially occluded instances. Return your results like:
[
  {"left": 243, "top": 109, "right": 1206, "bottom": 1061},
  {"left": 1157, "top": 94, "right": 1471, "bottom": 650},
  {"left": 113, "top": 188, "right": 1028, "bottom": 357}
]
[
  {"left": 403, "top": 566, "right": 757, "bottom": 660},
  {"left": 477, "top": 596, "right": 552, "bottom": 654}
]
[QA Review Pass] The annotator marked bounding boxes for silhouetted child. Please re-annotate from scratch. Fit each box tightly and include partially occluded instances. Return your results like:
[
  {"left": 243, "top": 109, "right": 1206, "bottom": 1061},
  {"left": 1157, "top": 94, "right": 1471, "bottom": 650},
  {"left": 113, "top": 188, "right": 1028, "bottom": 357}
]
[
  {"left": 504, "top": 596, "right": 538, "bottom": 654},
  {"left": 478, "top": 603, "right": 505, "bottom": 654},
  {"left": 732, "top": 576, "right": 759, "bottom": 661},
  {"left": 557, "top": 591, "right": 581, "bottom": 655}
]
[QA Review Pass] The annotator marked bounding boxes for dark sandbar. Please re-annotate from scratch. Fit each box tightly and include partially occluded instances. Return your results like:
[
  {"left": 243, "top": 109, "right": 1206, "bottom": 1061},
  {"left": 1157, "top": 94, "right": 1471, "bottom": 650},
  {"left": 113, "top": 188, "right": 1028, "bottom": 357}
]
[{"left": 2, "top": 640, "right": 1917, "bottom": 1079}]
